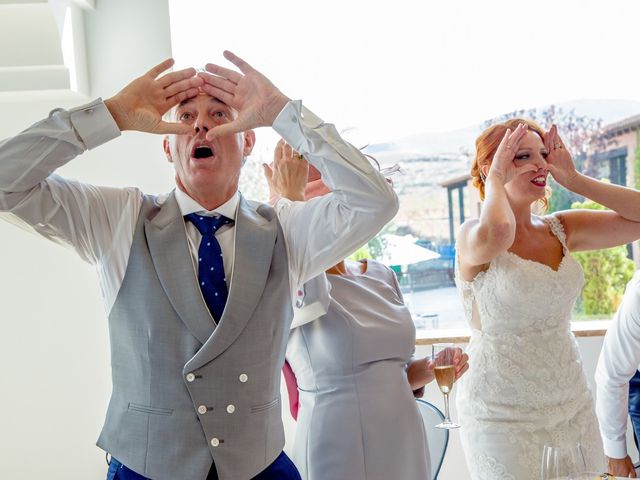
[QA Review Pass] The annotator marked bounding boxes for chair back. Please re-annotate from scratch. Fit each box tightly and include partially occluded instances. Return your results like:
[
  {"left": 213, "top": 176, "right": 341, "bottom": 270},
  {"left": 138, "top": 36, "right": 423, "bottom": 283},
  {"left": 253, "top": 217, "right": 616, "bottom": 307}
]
[{"left": 416, "top": 399, "right": 449, "bottom": 480}]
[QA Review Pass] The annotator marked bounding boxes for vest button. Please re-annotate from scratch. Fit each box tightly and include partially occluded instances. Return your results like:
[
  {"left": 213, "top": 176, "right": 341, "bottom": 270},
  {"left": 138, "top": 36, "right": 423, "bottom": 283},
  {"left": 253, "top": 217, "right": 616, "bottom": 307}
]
[
  {"left": 210, "top": 438, "right": 220, "bottom": 447},
  {"left": 239, "top": 373, "right": 248, "bottom": 383},
  {"left": 197, "top": 405, "right": 207, "bottom": 415},
  {"left": 186, "top": 373, "right": 196, "bottom": 382},
  {"left": 226, "top": 404, "right": 235, "bottom": 414}
]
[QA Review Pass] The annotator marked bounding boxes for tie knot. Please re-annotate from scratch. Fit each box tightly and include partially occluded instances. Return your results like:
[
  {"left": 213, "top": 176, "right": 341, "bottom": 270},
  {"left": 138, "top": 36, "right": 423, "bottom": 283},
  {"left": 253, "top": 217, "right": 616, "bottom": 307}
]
[{"left": 185, "top": 213, "right": 233, "bottom": 235}]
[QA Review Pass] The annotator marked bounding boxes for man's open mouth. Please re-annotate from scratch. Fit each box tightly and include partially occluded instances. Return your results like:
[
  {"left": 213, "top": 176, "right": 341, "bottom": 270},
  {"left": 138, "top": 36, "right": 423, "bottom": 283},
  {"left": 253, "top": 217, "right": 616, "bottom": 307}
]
[{"left": 193, "top": 146, "right": 214, "bottom": 159}]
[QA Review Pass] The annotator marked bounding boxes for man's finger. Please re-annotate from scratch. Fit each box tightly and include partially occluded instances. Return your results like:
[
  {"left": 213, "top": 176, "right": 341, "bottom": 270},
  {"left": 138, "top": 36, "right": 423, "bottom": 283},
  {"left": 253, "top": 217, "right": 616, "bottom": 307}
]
[
  {"left": 164, "top": 77, "right": 204, "bottom": 99},
  {"left": 206, "top": 122, "right": 243, "bottom": 140},
  {"left": 204, "top": 63, "right": 242, "bottom": 84},
  {"left": 197, "top": 72, "right": 237, "bottom": 95},
  {"left": 147, "top": 58, "right": 175, "bottom": 79},
  {"left": 155, "top": 121, "right": 194, "bottom": 135},
  {"left": 159, "top": 67, "right": 197, "bottom": 88},
  {"left": 200, "top": 84, "right": 235, "bottom": 107},
  {"left": 223, "top": 50, "right": 252, "bottom": 74},
  {"left": 166, "top": 87, "right": 201, "bottom": 107}
]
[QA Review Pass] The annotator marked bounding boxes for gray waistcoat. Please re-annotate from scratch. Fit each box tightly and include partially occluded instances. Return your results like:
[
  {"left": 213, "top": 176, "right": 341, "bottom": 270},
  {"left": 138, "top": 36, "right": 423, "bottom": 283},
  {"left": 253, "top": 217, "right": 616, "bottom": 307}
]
[{"left": 96, "top": 192, "right": 292, "bottom": 480}]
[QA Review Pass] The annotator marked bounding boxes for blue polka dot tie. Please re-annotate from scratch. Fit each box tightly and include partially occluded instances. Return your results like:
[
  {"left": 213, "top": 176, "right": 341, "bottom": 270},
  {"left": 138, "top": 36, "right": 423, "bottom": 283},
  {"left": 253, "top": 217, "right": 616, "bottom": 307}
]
[{"left": 185, "top": 213, "right": 233, "bottom": 322}]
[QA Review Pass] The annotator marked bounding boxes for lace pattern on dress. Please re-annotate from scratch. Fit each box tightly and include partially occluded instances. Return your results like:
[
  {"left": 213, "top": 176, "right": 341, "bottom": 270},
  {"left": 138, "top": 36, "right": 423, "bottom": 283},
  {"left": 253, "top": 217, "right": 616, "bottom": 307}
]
[
  {"left": 472, "top": 454, "right": 516, "bottom": 480},
  {"left": 544, "top": 214, "right": 569, "bottom": 250},
  {"left": 454, "top": 214, "right": 603, "bottom": 479}
]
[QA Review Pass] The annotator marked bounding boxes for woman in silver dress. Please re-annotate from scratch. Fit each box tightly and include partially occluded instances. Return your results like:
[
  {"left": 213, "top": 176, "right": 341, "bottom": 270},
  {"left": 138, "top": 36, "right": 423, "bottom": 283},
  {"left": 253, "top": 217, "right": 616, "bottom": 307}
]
[{"left": 264, "top": 140, "right": 469, "bottom": 480}]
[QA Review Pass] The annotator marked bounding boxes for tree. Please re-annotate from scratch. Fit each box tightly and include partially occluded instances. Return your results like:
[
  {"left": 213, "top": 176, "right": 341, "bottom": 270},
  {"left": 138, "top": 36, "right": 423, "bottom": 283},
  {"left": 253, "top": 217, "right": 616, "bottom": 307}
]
[{"left": 570, "top": 197, "right": 635, "bottom": 316}]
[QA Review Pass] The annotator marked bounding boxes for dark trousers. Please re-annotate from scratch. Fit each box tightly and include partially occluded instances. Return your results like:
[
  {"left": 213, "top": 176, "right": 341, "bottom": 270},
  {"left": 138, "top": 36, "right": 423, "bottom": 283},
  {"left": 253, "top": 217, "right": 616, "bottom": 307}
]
[
  {"left": 629, "top": 369, "right": 640, "bottom": 452},
  {"left": 106, "top": 451, "right": 301, "bottom": 480}
]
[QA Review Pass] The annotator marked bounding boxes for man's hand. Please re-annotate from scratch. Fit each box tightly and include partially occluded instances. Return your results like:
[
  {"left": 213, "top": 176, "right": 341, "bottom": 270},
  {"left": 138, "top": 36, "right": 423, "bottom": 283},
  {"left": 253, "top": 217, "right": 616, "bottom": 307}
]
[
  {"left": 607, "top": 455, "right": 637, "bottom": 477},
  {"left": 198, "top": 51, "right": 291, "bottom": 140},
  {"left": 105, "top": 58, "right": 203, "bottom": 134}
]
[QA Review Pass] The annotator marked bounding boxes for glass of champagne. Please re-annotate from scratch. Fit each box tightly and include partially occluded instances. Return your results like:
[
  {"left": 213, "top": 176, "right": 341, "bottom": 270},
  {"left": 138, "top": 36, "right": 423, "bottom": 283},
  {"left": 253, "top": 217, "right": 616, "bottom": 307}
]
[
  {"left": 540, "top": 443, "right": 587, "bottom": 480},
  {"left": 432, "top": 343, "right": 460, "bottom": 429}
]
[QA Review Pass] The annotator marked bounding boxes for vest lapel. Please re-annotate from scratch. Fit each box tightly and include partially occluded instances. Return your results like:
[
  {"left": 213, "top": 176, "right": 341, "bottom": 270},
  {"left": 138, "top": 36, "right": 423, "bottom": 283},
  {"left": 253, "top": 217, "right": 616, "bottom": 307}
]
[
  {"left": 186, "top": 195, "right": 277, "bottom": 372},
  {"left": 145, "top": 193, "right": 215, "bottom": 345}
]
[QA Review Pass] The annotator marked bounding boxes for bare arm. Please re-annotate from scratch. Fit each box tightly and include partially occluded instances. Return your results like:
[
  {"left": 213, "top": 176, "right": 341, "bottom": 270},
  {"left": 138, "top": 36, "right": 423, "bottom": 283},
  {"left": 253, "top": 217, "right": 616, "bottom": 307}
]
[
  {"left": 556, "top": 209, "right": 640, "bottom": 251},
  {"left": 545, "top": 124, "right": 640, "bottom": 223},
  {"left": 567, "top": 174, "right": 640, "bottom": 222},
  {"left": 458, "top": 124, "right": 537, "bottom": 273}
]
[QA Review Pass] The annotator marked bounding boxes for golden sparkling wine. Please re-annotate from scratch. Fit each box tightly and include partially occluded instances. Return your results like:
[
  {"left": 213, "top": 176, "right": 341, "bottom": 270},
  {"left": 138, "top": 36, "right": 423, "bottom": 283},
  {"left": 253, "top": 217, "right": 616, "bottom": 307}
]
[{"left": 434, "top": 365, "right": 455, "bottom": 394}]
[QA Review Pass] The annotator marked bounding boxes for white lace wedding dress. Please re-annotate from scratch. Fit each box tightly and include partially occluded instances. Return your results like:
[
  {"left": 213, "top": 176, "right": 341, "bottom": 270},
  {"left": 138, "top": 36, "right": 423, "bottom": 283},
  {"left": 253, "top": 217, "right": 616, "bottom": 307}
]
[{"left": 455, "top": 216, "right": 604, "bottom": 479}]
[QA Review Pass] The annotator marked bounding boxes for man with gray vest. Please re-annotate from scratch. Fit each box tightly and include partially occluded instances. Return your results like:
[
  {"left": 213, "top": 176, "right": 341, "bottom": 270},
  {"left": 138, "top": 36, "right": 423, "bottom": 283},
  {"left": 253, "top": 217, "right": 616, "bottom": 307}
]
[{"left": 0, "top": 51, "right": 398, "bottom": 480}]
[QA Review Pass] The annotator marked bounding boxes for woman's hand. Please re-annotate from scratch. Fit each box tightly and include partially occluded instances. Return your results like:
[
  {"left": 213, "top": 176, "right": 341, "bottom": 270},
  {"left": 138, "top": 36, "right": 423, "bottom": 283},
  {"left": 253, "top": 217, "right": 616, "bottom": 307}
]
[
  {"left": 407, "top": 348, "right": 469, "bottom": 390},
  {"left": 544, "top": 124, "right": 579, "bottom": 189},
  {"left": 263, "top": 139, "right": 309, "bottom": 202},
  {"left": 452, "top": 348, "right": 469, "bottom": 381},
  {"left": 487, "top": 123, "right": 538, "bottom": 184}
]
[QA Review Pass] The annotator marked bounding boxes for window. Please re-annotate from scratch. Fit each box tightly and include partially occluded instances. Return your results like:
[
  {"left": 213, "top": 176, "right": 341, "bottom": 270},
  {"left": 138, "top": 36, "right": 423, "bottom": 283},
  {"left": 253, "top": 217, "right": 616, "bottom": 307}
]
[{"left": 169, "top": 0, "right": 640, "bottom": 329}]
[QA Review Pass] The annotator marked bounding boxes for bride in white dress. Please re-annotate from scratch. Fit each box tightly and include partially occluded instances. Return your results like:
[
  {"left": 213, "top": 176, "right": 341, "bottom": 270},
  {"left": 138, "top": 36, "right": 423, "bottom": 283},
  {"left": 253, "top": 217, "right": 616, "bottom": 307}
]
[{"left": 455, "top": 119, "right": 640, "bottom": 479}]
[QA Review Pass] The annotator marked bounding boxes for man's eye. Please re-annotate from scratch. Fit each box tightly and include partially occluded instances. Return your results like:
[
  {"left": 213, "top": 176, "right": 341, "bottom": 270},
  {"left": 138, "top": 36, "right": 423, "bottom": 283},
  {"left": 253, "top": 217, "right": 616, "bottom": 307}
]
[
  {"left": 213, "top": 111, "right": 226, "bottom": 118},
  {"left": 179, "top": 113, "right": 193, "bottom": 121}
]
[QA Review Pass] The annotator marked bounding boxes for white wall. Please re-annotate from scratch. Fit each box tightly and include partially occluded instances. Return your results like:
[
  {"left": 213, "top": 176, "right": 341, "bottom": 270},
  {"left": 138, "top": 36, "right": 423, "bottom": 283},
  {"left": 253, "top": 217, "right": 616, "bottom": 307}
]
[{"left": 0, "top": 1, "right": 175, "bottom": 478}]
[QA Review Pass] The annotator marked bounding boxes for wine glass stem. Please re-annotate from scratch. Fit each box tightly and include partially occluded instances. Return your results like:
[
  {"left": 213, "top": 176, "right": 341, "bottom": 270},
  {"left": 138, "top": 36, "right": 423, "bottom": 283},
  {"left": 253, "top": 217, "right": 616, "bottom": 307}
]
[{"left": 443, "top": 392, "right": 451, "bottom": 422}]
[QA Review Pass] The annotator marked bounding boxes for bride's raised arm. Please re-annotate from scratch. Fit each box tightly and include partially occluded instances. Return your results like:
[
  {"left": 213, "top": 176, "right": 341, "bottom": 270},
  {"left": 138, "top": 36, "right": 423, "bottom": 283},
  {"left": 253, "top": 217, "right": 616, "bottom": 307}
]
[
  {"left": 457, "top": 123, "right": 537, "bottom": 278},
  {"left": 545, "top": 125, "right": 640, "bottom": 252}
]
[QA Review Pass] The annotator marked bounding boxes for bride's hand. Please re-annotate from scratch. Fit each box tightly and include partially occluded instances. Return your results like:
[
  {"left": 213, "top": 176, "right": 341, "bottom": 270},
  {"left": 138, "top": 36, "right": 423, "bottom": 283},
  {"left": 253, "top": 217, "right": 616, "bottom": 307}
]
[
  {"left": 486, "top": 123, "right": 538, "bottom": 184},
  {"left": 544, "top": 124, "right": 579, "bottom": 189}
]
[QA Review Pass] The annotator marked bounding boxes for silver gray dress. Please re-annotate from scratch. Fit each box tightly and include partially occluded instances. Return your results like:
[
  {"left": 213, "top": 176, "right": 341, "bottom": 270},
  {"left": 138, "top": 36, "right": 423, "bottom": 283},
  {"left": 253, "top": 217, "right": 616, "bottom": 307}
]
[{"left": 286, "top": 260, "right": 430, "bottom": 480}]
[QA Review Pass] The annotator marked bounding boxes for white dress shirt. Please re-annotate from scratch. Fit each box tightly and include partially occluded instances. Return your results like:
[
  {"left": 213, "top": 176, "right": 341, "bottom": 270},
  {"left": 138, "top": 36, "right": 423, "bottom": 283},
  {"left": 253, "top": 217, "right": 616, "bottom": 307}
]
[
  {"left": 595, "top": 270, "right": 640, "bottom": 459},
  {"left": 0, "top": 98, "right": 397, "bottom": 321}
]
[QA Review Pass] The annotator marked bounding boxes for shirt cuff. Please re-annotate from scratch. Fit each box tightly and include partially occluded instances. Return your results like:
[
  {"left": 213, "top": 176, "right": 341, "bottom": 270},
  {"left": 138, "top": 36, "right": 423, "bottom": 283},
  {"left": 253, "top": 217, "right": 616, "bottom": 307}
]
[
  {"left": 272, "top": 100, "right": 324, "bottom": 148},
  {"left": 66, "top": 98, "right": 121, "bottom": 150},
  {"left": 603, "top": 437, "right": 628, "bottom": 459}
]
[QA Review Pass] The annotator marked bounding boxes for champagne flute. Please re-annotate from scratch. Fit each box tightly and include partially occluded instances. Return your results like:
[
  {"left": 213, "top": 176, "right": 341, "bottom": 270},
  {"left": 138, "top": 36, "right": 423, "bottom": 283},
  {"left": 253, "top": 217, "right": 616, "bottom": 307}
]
[
  {"left": 540, "top": 443, "right": 587, "bottom": 480},
  {"left": 432, "top": 343, "right": 460, "bottom": 429}
]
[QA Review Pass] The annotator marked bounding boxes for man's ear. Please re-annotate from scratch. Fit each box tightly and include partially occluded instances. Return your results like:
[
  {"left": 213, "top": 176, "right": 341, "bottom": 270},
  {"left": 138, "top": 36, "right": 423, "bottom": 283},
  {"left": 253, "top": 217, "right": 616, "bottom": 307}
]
[
  {"left": 163, "top": 136, "right": 173, "bottom": 163},
  {"left": 243, "top": 130, "right": 256, "bottom": 156}
]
